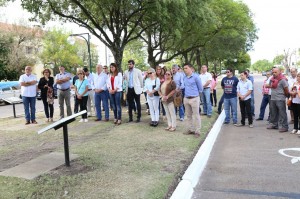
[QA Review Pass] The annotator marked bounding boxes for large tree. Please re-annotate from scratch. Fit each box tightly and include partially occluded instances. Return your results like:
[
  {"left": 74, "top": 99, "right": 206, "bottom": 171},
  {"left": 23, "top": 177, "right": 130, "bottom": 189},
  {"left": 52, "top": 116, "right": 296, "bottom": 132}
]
[
  {"left": 16, "top": 0, "right": 157, "bottom": 71},
  {"left": 0, "top": 23, "right": 40, "bottom": 80},
  {"left": 39, "top": 28, "right": 83, "bottom": 74},
  {"left": 251, "top": 59, "right": 273, "bottom": 72}
]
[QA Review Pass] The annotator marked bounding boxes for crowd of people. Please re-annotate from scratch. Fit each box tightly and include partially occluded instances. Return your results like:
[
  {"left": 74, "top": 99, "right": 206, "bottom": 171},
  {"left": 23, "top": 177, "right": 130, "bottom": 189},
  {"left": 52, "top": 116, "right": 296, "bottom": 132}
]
[
  {"left": 18, "top": 63, "right": 300, "bottom": 139},
  {"left": 19, "top": 61, "right": 223, "bottom": 138},
  {"left": 221, "top": 66, "right": 300, "bottom": 135}
]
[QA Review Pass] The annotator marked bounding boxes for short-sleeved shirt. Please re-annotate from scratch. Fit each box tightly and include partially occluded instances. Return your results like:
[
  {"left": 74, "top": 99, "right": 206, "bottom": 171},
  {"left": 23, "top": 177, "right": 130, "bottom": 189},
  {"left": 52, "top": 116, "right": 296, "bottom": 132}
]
[
  {"left": 199, "top": 72, "right": 212, "bottom": 88},
  {"left": 55, "top": 72, "right": 72, "bottom": 90},
  {"left": 75, "top": 79, "right": 89, "bottom": 96},
  {"left": 221, "top": 76, "right": 239, "bottom": 99},
  {"left": 237, "top": 79, "right": 253, "bottom": 101},
  {"left": 271, "top": 79, "right": 288, "bottom": 101},
  {"left": 19, "top": 74, "right": 37, "bottom": 97}
]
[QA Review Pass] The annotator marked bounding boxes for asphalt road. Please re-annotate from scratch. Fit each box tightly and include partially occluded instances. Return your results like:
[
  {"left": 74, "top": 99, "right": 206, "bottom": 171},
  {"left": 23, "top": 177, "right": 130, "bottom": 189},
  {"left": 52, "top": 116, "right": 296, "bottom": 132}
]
[
  {"left": 0, "top": 98, "right": 75, "bottom": 119},
  {"left": 192, "top": 74, "right": 300, "bottom": 199}
]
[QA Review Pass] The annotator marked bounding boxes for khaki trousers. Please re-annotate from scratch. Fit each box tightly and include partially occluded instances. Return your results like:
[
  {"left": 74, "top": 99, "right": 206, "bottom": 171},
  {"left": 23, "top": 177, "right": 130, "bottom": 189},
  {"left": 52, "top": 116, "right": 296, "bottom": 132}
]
[
  {"left": 183, "top": 96, "right": 201, "bottom": 133},
  {"left": 163, "top": 101, "right": 176, "bottom": 128}
]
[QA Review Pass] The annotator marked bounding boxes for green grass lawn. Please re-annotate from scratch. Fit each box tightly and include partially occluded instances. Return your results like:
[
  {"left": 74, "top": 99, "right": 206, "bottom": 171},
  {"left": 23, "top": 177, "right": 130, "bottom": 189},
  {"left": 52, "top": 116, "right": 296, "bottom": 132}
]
[{"left": 0, "top": 94, "right": 222, "bottom": 199}]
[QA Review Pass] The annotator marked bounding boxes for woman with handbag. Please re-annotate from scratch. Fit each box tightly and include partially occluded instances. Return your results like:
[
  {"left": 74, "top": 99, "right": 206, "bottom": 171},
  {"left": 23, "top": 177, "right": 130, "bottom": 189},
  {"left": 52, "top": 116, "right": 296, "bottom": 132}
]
[
  {"left": 159, "top": 70, "right": 177, "bottom": 131},
  {"left": 107, "top": 63, "right": 123, "bottom": 125},
  {"left": 38, "top": 68, "right": 54, "bottom": 122},
  {"left": 74, "top": 69, "right": 89, "bottom": 122},
  {"left": 144, "top": 68, "right": 160, "bottom": 126}
]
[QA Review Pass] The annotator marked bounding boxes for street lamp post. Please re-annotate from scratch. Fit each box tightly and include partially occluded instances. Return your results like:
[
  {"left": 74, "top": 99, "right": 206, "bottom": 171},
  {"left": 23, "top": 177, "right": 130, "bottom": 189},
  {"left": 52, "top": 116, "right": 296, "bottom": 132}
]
[{"left": 67, "top": 33, "right": 92, "bottom": 72}]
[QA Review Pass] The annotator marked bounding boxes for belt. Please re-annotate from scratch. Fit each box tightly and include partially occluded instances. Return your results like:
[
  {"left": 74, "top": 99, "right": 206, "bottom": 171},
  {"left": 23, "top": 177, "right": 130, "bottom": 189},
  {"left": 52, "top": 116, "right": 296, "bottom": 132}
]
[
  {"left": 263, "top": 93, "right": 269, "bottom": 96},
  {"left": 58, "top": 88, "right": 70, "bottom": 91},
  {"left": 204, "top": 87, "right": 210, "bottom": 89},
  {"left": 128, "top": 87, "right": 134, "bottom": 89},
  {"left": 186, "top": 96, "right": 197, "bottom": 99},
  {"left": 88, "top": 89, "right": 92, "bottom": 91}
]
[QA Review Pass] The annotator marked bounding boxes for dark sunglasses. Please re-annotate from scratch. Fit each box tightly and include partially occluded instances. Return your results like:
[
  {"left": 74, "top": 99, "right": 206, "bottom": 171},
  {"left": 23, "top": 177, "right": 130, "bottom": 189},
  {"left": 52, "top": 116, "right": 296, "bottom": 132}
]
[
  {"left": 165, "top": 73, "right": 171, "bottom": 76},
  {"left": 148, "top": 72, "right": 153, "bottom": 74},
  {"left": 103, "top": 68, "right": 107, "bottom": 69}
]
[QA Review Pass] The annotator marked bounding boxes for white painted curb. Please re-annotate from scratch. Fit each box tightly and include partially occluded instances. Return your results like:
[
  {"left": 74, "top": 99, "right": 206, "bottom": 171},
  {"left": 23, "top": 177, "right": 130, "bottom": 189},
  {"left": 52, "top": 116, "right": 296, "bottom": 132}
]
[{"left": 170, "top": 110, "right": 225, "bottom": 199}]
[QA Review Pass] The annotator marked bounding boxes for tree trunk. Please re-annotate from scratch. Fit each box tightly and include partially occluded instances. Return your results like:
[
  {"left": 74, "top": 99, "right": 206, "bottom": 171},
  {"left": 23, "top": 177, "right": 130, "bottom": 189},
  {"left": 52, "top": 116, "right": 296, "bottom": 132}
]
[
  {"left": 196, "top": 48, "right": 201, "bottom": 70},
  {"left": 110, "top": 47, "right": 124, "bottom": 73}
]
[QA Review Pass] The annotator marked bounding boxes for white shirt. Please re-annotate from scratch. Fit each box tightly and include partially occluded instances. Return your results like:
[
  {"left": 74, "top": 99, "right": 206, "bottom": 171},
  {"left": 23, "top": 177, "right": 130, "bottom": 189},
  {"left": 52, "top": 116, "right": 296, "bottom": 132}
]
[
  {"left": 199, "top": 72, "right": 212, "bottom": 88},
  {"left": 94, "top": 72, "right": 108, "bottom": 90},
  {"left": 19, "top": 74, "right": 37, "bottom": 97},
  {"left": 288, "top": 76, "right": 297, "bottom": 91},
  {"left": 237, "top": 79, "right": 253, "bottom": 101},
  {"left": 85, "top": 73, "right": 95, "bottom": 89},
  {"left": 266, "top": 76, "right": 272, "bottom": 95}
]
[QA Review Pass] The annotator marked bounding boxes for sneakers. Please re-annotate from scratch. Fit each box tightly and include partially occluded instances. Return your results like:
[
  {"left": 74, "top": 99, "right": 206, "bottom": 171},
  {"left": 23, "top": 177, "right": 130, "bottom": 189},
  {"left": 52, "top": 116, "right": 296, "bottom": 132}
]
[
  {"left": 291, "top": 129, "right": 297, "bottom": 134},
  {"left": 296, "top": 130, "right": 300, "bottom": 135},
  {"left": 235, "top": 123, "right": 245, "bottom": 127},
  {"left": 249, "top": 124, "right": 254, "bottom": 128},
  {"left": 84, "top": 119, "right": 88, "bottom": 122},
  {"left": 79, "top": 119, "right": 84, "bottom": 122},
  {"left": 180, "top": 118, "right": 184, "bottom": 121}
]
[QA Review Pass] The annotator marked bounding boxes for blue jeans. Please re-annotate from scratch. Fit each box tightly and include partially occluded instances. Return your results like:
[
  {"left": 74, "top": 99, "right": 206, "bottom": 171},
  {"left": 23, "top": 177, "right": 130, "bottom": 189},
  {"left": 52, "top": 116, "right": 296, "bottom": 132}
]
[
  {"left": 95, "top": 91, "right": 109, "bottom": 120},
  {"left": 258, "top": 94, "right": 269, "bottom": 119},
  {"left": 250, "top": 92, "right": 255, "bottom": 116},
  {"left": 22, "top": 96, "right": 36, "bottom": 121},
  {"left": 202, "top": 88, "right": 212, "bottom": 116},
  {"left": 110, "top": 91, "right": 122, "bottom": 120},
  {"left": 224, "top": 97, "right": 237, "bottom": 123}
]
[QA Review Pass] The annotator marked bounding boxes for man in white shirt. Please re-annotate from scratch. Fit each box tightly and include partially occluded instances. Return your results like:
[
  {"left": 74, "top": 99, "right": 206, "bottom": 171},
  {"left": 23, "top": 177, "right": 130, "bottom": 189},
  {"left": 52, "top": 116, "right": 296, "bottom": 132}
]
[
  {"left": 124, "top": 60, "right": 143, "bottom": 122},
  {"left": 83, "top": 67, "right": 95, "bottom": 117},
  {"left": 199, "top": 65, "right": 212, "bottom": 117},
  {"left": 94, "top": 64, "right": 109, "bottom": 121},
  {"left": 19, "top": 66, "right": 38, "bottom": 125},
  {"left": 236, "top": 71, "right": 253, "bottom": 127}
]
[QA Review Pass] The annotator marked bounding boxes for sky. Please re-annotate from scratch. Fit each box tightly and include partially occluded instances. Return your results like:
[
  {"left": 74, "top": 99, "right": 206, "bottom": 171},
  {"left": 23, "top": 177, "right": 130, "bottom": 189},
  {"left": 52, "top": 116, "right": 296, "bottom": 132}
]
[
  {"left": 1, "top": 0, "right": 300, "bottom": 64},
  {"left": 242, "top": 0, "right": 300, "bottom": 63}
]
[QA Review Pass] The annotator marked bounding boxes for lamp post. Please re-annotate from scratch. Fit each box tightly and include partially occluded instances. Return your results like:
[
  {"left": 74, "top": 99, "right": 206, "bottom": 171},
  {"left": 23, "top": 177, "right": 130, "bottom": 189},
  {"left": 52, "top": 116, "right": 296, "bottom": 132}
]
[{"left": 67, "top": 33, "right": 92, "bottom": 72}]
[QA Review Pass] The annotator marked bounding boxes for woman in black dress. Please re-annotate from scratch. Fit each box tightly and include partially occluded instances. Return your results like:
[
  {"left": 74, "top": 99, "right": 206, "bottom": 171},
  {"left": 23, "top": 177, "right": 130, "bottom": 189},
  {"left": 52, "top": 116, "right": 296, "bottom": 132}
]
[{"left": 38, "top": 68, "right": 54, "bottom": 122}]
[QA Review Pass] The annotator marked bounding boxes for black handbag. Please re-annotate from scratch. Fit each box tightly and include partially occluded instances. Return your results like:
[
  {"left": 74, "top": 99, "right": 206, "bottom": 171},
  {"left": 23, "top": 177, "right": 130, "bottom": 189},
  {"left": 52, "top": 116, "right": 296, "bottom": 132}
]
[{"left": 152, "top": 78, "right": 159, "bottom": 96}]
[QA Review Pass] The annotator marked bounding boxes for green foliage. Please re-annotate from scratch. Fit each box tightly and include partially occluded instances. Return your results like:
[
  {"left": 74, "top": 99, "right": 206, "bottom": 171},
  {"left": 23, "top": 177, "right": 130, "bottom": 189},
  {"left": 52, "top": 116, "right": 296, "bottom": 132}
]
[
  {"left": 273, "top": 54, "right": 284, "bottom": 65},
  {"left": 251, "top": 59, "right": 273, "bottom": 72},
  {"left": 39, "top": 28, "right": 83, "bottom": 73},
  {"left": 0, "top": 33, "right": 13, "bottom": 80},
  {"left": 122, "top": 39, "right": 147, "bottom": 72}
]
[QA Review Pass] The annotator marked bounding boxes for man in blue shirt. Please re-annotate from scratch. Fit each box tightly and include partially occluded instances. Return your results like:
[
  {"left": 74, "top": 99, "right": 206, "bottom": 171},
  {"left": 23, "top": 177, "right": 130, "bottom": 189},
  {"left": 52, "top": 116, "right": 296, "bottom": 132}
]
[
  {"left": 221, "top": 68, "right": 239, "bottom": 125},
  {"left": 182, "top": 63, "right": 203, "bottom": 138}
]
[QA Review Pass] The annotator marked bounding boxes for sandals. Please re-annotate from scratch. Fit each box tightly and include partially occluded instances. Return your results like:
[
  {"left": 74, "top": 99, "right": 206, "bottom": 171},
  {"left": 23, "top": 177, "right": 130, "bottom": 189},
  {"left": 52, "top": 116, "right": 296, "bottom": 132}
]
[
  {"left": 117, "top": 120, "right": 122, "bottom": 125},
  {"left": 169, "top": 127, "right": 176, "bottom": 132},
  {"left": 165, "top": 126, "right": 172, "bottom": 131}
]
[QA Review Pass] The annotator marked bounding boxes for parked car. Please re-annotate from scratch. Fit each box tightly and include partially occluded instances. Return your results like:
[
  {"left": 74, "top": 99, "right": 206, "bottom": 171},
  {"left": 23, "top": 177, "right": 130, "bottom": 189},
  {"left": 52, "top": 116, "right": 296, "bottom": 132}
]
[{"left": 262, "top": 71, "right": 266, "bottom": 76}]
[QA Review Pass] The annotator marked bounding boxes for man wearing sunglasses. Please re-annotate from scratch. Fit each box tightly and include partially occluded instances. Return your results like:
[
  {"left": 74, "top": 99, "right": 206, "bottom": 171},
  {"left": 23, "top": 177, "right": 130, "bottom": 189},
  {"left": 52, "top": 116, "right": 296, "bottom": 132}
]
[{"left": 221, "top": 68, "right": 239, "bottom": 125}]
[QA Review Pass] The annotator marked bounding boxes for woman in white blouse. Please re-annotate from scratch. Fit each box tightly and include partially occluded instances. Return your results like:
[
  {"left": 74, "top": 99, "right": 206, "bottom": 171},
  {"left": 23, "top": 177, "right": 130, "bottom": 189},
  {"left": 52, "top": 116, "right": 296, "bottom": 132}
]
[
  {"left": 144, "top": 68, "right": 160, "bottom": 126},
  {"left": 107, "top": 63, "right": 123, "bottom": 125}
]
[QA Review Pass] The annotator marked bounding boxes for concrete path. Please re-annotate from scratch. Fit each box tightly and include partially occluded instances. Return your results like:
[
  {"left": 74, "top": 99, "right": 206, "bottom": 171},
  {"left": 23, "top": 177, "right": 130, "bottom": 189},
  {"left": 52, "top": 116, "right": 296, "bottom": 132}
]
[
  {"left": 192, "top": 74, "right": 300, "bottom": 199},
  {"left": 0, "top": 152, "right": 78, "bottom": 180}
]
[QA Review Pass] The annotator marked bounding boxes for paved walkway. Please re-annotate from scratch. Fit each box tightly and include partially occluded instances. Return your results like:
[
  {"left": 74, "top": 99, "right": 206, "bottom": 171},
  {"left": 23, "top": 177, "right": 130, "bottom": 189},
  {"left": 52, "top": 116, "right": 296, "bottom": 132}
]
[{"left": 193, "top": 75, "right": 300, "bottom": 199}]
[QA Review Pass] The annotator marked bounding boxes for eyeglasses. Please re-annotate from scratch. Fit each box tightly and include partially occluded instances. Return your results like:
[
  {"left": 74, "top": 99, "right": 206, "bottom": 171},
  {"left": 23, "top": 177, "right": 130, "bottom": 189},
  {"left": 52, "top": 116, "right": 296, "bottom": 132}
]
[
  {"left": 103, "top": 68, "right": 107, "bottom": 69},
  {"left": 165, "top": 73, "right": 171, "bottom": 76},
  {"left": 226, "top": 71, "right": 230, "bottom": 73},
  {"left": 77, "top": 73, "right": 83, "bottom": 75},
  {"left": 148, "top": 72, "right": 152, "bottom": 74}
]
